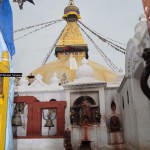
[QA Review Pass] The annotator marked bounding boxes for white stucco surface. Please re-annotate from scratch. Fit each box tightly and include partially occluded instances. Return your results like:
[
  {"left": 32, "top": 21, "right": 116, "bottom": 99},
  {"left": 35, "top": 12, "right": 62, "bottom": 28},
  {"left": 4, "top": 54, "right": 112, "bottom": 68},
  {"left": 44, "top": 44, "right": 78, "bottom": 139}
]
[
  {"left": 13, "top": 139, "right": 64, "bottom": 150},
  {"left": 118, "top": 16, "right": 150, "bottom": 150}
]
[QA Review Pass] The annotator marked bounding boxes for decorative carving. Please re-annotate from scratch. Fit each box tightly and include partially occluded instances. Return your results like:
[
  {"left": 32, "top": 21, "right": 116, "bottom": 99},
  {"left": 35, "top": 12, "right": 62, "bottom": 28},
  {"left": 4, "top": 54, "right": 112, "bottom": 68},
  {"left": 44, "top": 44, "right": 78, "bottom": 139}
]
[
  {"left": 27, "top": 73, "right": 35, "bottom": 85},
  {"left": 140, "top": 48, "right": 150, "bottom": 100},
  {"left": 80, "top": 98, "right": 91, "bottom": 126},
  {"left": 95, "top": 110, "right": 101, "bottom": 124},
  {"left": 134, "top": 15, "right": 147, "bottom": 41},
  {"left": 60, "top": 73, "right": 68, "bottom": 85},
  {"left": 70, "top": 109, "right": 75, "bottom": 125},
  {"left": 65, "top": 83, "right": 105, "bottom": 89},
  {"left": 64, "top": 128, "right": 73, "bottom": 150},
  {"left": 70, "top": 96, "right": 100, "bottom": 126},
  {"left": 14, "top": 77, "right": 21, "bottom": 86}
]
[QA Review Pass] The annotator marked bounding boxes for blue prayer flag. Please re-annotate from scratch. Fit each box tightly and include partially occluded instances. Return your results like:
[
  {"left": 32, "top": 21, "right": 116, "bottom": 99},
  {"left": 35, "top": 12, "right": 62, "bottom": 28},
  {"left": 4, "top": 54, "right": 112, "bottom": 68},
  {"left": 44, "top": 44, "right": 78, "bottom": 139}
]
[{"left": 0, "top": 0, "right": 15, "bottom": 56}]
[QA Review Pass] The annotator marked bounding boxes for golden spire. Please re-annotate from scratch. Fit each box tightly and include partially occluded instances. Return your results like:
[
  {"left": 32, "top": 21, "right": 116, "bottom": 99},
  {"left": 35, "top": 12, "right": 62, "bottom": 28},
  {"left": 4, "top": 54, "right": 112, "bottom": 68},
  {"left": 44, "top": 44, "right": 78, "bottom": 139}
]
[
  {"left": 59, "top": 0, "right": 84, "bottom": 46},
  {"left": 57, "top": 22, "right": 86, "bottom": 46},
  {"left": 68, "top": 0, "right": 75, "bottom": 6},
  {"left": 55, "top": 0, "right": 88, "bottom": 59}
]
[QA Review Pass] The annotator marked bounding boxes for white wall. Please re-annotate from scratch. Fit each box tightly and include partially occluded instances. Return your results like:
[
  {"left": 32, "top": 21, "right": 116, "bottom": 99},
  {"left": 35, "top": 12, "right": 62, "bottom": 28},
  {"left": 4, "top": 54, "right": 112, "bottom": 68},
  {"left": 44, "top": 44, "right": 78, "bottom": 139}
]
[
  {"left": 13, "top": 139, "right": 64, "bottom": 150},
  {"left": 119, "top": 16, "right": 150, "bottom": 150},
  {"left": 105, "top": 87, "right": 120, "bottom": 117},
  {"left": 119, "top": 78, "right": 138, "bottom": 150}
]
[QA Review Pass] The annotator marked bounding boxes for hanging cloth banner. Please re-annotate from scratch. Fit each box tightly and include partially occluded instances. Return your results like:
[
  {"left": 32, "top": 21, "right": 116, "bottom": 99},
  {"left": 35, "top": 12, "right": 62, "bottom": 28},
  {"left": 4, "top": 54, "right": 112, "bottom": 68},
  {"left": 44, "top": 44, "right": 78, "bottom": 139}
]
[
  {"left": 0, "top": 30, "right": 14, "bottom": 150},
  {"left": 0, "top": 0, "right": 15, "bottom": 150},
  {"left": 0, "top": 0, "right": 15, "bottom": 56},
  {"left": 142, "top": 0, "right": 150, "bottom": 35}
]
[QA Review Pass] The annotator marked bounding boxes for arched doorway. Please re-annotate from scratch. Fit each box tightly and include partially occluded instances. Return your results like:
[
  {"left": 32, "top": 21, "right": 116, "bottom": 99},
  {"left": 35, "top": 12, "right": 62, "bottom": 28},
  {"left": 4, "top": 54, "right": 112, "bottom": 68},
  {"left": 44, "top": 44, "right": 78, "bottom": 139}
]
[{"left": 70, "top": 96, "right": 101, "bottom": 126}]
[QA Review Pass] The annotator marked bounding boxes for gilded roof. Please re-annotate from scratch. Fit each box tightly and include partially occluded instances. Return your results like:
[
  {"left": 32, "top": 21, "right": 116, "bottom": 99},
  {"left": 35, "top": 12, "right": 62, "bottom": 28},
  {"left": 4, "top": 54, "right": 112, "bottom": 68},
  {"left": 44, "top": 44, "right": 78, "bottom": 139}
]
[{"left": 57, "top": 21, "right": 86, "bottom": 47}]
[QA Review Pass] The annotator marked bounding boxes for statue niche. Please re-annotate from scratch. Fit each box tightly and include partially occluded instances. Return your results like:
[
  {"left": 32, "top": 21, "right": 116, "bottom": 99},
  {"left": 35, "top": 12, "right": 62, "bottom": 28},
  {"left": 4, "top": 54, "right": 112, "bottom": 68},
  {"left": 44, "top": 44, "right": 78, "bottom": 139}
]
[
  {"left": 70, "top": 96, "right": 101, "bottom": 126},
  {"left": 107, "top": 100, "right": 124, "bottom": 145},
  {"left": 107, "top": 101, "right": 121, "bottom": 132},
  {"left": 110, "top": 115, "right": 121, "bottom": 132}
]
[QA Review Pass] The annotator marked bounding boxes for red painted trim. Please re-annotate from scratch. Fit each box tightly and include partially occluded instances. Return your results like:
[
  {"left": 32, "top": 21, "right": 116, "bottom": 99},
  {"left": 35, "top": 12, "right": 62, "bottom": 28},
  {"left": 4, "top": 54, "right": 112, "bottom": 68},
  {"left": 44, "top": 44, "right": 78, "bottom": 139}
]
[
  {"left": 14, "top": 96, "right": 66, "bottom": 138},
  {"left": 14, "top": 96, "right": 37, "bottom": 103}
]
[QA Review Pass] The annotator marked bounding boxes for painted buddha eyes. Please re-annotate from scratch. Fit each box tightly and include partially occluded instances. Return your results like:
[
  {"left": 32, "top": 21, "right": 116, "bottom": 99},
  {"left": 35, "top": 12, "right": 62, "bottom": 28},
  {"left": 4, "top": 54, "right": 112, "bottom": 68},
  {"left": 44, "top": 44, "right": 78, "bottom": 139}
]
[
  {"left": 73, "top": 52, "right": 80, "bottom": 55},
  {"left": 62, "top": 52, "right": 81, "bottom": 55}
]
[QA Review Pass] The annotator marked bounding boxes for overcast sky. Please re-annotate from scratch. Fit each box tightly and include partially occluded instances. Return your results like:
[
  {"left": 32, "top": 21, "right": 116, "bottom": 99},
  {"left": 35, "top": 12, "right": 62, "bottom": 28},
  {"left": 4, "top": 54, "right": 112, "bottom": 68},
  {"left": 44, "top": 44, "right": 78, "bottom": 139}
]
[{"left": 10, "top": 0, "right": 144, "bottom": 76}]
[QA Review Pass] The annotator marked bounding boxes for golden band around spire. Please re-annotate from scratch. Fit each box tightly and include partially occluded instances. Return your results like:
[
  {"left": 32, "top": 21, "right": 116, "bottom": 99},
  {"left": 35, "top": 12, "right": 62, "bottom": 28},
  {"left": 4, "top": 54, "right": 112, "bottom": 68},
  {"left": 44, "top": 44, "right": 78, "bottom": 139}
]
[{"left": 63, "top": 0, "right": 81, "bottom": 20}]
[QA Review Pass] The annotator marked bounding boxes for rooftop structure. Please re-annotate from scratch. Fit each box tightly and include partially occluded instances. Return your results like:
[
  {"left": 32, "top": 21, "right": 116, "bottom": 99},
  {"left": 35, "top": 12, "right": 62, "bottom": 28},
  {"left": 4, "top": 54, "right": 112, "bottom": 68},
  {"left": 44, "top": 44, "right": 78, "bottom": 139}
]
[{"left": 32, "top": 0, "right": 117, "bottom": 83}]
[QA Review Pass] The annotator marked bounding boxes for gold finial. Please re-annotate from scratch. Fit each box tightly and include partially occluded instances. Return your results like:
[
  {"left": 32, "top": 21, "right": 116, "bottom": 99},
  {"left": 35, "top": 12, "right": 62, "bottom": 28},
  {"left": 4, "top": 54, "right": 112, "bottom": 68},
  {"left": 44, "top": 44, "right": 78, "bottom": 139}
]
[{"left": 69, "top": 0, "right": 75, "bottom": 6}]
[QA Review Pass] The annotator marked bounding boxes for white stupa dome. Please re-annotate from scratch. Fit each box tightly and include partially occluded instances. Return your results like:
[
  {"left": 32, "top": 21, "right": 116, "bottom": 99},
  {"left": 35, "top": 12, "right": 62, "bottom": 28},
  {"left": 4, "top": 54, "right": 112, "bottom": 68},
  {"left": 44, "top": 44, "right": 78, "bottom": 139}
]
[
  {"left": 76, "top": 58, "right": 94, "bottom": 79},
  {"left": 50, "top": 73, "right": 59, "bottom": 86}
]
